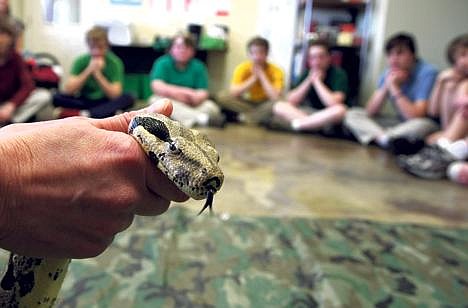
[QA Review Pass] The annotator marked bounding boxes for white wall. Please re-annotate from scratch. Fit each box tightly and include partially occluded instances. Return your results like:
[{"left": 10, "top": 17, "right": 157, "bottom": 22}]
[
  {"left": 360, "top": 0, "right": 468, "bottom": 107},
  {"left": 15, "top": 0, "right": 468, "bottom": 98},
  {"left": 8, "top": 0, "right": 22, "bottom": 16},
  {"left": 257, "top": 0, "right": 297, "bottom": 92},
  {"left": 19, "top": 0, "right": 258, "bottom": 94}
]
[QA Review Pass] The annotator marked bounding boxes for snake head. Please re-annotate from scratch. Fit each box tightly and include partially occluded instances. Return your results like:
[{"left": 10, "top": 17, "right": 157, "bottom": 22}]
[{"left": 129, "top": 114, "right": 224, "bottom": 213}]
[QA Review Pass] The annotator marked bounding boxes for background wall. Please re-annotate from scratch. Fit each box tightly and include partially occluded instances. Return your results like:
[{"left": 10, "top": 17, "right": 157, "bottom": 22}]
[
  {"left": 15, "top": 0, "right": 259, "bottom": 95},
  {"left": 8, "top": 0, "right": 22, "bottom": 16},
  {"left": 256, "top": 0, "right": 297, "bottom": 91},
  {"left": 11, "top": 0, "right": 468, "bottom": 101},
  {"left": 361, "top": 0, "right": 468, "bottom": 109}
]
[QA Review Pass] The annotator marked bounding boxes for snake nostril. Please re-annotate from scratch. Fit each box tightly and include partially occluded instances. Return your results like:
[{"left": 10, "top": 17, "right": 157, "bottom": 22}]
[{"left": 202, "top": 177, "right": 221, "bottom": 191}]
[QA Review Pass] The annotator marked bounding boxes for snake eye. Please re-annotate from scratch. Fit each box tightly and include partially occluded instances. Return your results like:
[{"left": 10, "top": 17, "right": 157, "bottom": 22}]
[
  {"left": 131, "top": 116, "right": 170, "bottom": 141},
  {"left": 166, "top": 141, "right": 181, "bottom": 154}
]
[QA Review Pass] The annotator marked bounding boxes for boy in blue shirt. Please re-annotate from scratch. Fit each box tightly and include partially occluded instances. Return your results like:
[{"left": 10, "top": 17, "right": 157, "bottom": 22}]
[{"left": 344, "top": 33, "right": 438, "bottom": 151}]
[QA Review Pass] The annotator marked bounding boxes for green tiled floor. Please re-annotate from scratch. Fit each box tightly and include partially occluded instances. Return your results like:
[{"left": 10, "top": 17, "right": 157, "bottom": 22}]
[{"left": 52, "top": 207, "right": 468, "bottom": 307}]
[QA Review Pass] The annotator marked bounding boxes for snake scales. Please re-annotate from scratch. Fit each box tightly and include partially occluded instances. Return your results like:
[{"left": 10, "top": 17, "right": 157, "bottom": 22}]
[{"left": 0, "top": 113, "right": 224, "bottom": 307}]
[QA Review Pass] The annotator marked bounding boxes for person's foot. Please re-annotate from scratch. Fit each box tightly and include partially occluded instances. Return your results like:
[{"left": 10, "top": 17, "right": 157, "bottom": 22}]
[
  {"left": 221, "top": 109, "right": 240, "bottom": 123},
  {"left": 447, "top": 162, "right": 468, "bottom": 186},
  {"left": 195, "top": 113, "right": 227, "bottom": 128},
  {"left": 397, "top": 145, "right": 457, "bottom": 180},
  {"left": 388, "top": 137, "right": 425, "bottom": 155},
  {"left": 237, "top": 113, "right": 257, "bottom": 125},
  {"left": 264, "top": 116, "right": 294, "bottom": 132},
  {"left": 291, "top": 119, "right": 302, "bottom": 131},
  {"left": 208, "top": 113, "right": 227, "bottom": 128}
]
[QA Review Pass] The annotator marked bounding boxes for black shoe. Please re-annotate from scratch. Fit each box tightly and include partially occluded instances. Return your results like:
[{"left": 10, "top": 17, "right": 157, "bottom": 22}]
[
  {"left": 389, "top": 137, "right": 425, "bottom": 155},
  {"left": 208, "top": 113, "right": 227, "bottom": 128},
  {"left": 264, "top": 117, "right": 294, "bottom": 132},
  {"left": 221, "top": 109, "right": 239, "bottom": 123},
  {"left": 397, "top": 145, "right": 457, "bottom": 179}
]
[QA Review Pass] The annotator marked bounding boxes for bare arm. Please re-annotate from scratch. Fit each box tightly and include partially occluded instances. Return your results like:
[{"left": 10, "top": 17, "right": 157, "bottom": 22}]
[
  {"left": 367, "top": 70, "right": 403, "bottom": 117},
  {"left": 93, "top": 70, "right": 122, "bottom": 99},
  {"left": 152, "top": 80, "right": 192, "bottom": 103},
  {"left": 428, "top": 69, "right": 464, "bottom": 117},
  {"left": 151, "top": 80, "right": 208, "bottom": 106},
  {"left": 394, "top": 96, "right": 427, "bottom": 119},
  {"left": 428, "top": 75, "right": 445, "bottom": 117},
  {"left": 91, "top": 57, "right": 122, "bottom": 99},
  {"left": 256, "top": 67, "right": 281, "bottom": 101},
  {"left": 388, "top": 82, "right": 427, "bottom": 119},
  {"left": 366, "top": 87, "right": 388, "bottom": 116},
  {"left": 63, "top": 64, "right": 94, "bottom": 96},
  {"left": 229, "top": 75, "right": 257, "bottom": 98},
  {"left": 287, "top": 76, "right": 312, "bottom": 106},
  {"left": 311, "top": 72, "right": 345, "bottom": 107},
  {"left": 187, "top": 89, "right": 209, "bottom": 106},
  {"left": 453, "top": 79, "right": 468, "bottom": 113}
]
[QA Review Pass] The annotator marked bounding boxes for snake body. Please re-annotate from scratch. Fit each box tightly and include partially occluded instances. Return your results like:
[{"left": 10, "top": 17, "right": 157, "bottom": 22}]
[{"left": 0, "top": 114, "right": 223, "bottom": 307}]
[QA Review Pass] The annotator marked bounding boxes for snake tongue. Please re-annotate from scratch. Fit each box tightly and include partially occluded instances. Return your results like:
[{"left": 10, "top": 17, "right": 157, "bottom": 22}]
[{"left": 197, "top": 189, "right": 215, "bottom": 215}]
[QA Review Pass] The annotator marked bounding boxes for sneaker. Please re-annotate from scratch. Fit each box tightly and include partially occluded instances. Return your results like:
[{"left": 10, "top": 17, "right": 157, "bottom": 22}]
[
  {"left": 447, "top": 162, "right": 468, "bottom": 186},
  {"left": 388, "top": 137, "right": 425, "bottom": 155},
  {"left": 237, "top": 113, "right": 257, "bottom": 125},
  {"left": 208, "top": 113, "right": 227, "bottom": 128},
  {"left": 221, "top": 109, "right": 240, "bottom": 123},
  {"left": 397, "top": 145, "right": 457, "bottom": 179},
  {"left": 264, "top": 116, "right": 294, "bottom": 132}
]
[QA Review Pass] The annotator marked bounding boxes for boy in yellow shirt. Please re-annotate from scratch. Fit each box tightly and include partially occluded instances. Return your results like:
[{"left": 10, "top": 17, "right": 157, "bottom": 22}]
[{"left": 217, "top": 36, "right": 284, "bottom": 124}]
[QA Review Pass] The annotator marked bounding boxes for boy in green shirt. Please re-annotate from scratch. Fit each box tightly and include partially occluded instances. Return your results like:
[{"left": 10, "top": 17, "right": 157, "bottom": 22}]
[
  {"left": 149, "top": 34, "right": 223, "bottom": 128},
  {"left": 271, "top": 40, "right": 348, "bottom": 131},
  {"left": 53, "top": 26, "right": 133, "bottom": 118}
]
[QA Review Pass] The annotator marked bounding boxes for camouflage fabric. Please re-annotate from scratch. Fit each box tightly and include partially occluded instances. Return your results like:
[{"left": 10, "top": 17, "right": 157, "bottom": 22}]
[{"left": 1, "top": 206, "right": 467, "bottom": 307}]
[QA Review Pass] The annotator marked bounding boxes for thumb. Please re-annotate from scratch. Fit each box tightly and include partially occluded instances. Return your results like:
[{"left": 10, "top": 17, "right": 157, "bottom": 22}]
[{"left": 90, "top": 99, "right": 173, "bottom": 133}]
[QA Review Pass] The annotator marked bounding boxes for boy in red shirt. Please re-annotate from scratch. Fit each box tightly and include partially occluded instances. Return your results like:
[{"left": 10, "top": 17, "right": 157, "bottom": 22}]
[{"left": 0, "top": 18, "right": 50, "bottom": 126}]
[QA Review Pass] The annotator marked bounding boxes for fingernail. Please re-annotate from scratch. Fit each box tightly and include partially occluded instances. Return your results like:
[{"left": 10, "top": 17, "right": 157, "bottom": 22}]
[{"left": 147, "top": 99, "right": 169, "bottom": 113}]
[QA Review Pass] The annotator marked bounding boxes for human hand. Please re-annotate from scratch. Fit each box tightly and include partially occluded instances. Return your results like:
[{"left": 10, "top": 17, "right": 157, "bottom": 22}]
[
  {"left": 87, "top": 57, "right": 105, "bottom": 73},
  {"left": 0, "top": 99, "right": 188, "bottom": 259},
  {"left": 438, "top": 68, "right": 463, "bottom": 83},
  {"left": 309, "top": 70, "right": 325, "bottom": 85},
  {"left": 385, "top": 69, "right": 408, "bottom": 95},
  {"left": 0, "top": 102, "right": 16, "bottom": 123},
  {"left": 188, "top": 90, "right": 208, "bottom": 106},
  {"left": 252, "top": 64, "right": 265, "bottom": 78},
  {"left": 388, "top": 69, "right": 408, "bottom": 85}
]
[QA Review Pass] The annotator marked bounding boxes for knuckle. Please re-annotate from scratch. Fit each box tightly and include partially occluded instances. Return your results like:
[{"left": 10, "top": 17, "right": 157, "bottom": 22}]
[
  {"left": 110, "top": 136, "right": 145, "bottom": 170},
  {"left": 134, "top": 198, "right": 170, "bottom": 216},
  {"left": 73, "top": 239, "right": 111, "bottom": 259},
  {"left": 157, "top": 199, "right": 171, "bottom": 214},
  {"left": 115, "top": 186, "right": 140, "bottom": 211},
  {"left": 119, "top": 214, "right": 135, "bottom": 232},
  {"left": 103, "top": 213, "right": 135, "bottom": 235},
  {"left": 96, "top": 188, "right": 137, "bottom": 213},
  {"left": 86, "top": 239, "right": 112, "bottom": 258}
]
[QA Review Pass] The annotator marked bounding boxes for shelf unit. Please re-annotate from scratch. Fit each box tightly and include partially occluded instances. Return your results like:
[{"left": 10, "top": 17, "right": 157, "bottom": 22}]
[
  {"left": 290, "top": 0, "right": 313, "bottom": 89},
  {"left": 290, "top": 0, "right": 374, "bottom": 106}
]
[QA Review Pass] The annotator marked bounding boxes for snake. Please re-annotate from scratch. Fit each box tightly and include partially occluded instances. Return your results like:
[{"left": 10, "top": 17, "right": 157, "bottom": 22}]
[{"left": 0, "top": 113, "right": 224, "bottom": 307}]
